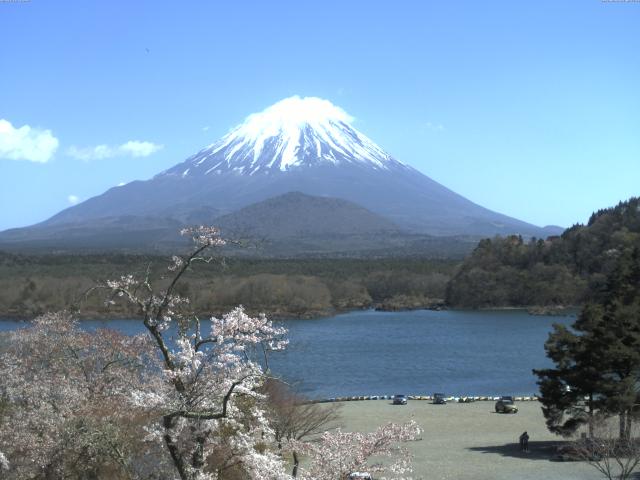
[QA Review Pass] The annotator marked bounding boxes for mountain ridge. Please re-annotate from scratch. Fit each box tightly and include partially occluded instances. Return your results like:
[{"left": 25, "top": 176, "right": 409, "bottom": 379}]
[{"left": 215, "top": 191, "right": 401, "bottom": 239}]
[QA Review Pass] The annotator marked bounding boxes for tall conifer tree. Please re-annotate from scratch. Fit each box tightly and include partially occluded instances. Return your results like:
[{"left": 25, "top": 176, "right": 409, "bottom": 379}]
[{"left": 535, "top": 247, "right": 640, "bottom": 438}]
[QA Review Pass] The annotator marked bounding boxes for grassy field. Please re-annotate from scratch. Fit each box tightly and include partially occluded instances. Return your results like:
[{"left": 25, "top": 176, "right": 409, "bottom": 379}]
[{"left": 334, "top": 400, "right": 610, "bottom": 480}]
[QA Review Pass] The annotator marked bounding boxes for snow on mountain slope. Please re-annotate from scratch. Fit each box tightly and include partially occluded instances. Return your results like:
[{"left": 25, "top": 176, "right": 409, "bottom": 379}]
[{"left": 162, "top": 96, "right": 409, "bottom": 177}]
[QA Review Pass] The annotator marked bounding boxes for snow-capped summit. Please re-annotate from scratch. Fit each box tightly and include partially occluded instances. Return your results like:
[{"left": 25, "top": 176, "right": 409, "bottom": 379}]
[{"left": 163, "top": 96, "right": 408, "bottom": 177}]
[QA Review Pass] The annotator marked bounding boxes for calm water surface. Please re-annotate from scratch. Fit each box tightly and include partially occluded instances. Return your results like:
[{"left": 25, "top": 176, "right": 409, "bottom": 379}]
[{"left": 0, "top": 309, "right": 573, "bottom": 399}]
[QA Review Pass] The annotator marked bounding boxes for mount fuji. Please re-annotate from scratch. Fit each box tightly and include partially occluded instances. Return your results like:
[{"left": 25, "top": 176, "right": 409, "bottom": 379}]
[{"left": 0, "top": 96, "right": 562, "bottom": 253}]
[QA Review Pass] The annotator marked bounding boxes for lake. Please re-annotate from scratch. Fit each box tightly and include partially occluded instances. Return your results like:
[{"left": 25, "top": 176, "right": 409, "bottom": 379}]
[{"left": 0, "top": 309, "right": 573, "bottom": 399}]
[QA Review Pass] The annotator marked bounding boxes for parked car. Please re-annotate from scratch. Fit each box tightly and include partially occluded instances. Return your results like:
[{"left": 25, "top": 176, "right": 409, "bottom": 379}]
[
  {"left": 392, "top": 394, "right": 407, "bottom": 405},
  {"left": 433, "top": 393, "right": 447, "bottom": 404},
  {"left": 495, "top": 397, "right": 518, "bottom": 413},
  {"left": 348, "top": 472, "right": 373, "bottom": 480}
]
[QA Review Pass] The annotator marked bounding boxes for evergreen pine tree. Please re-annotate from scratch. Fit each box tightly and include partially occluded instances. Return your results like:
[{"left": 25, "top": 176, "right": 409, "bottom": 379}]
[{"left": 534, "top": 247, "right": 640, "bottom": 438}]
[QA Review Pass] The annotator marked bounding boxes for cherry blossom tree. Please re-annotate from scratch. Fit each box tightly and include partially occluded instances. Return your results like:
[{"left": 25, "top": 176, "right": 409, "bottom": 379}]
[
  {"left": 99, "top": 226, "right": 290, "bottom": 480},
  {"left": 292, "top": 420, "right": 422, "bottom": 480},
  {"left": 0, "top": 226, "right": 425, "bottom": 480},
  {"left": 0, "top": 311, "right": 165, "bottom": 479},
  {"left": 262, "top": 378, "right": 342, "bottom": 476}
]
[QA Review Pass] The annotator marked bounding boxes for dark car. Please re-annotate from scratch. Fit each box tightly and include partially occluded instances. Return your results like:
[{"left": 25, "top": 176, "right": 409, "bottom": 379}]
[
  {"left": 433, "top": 393, "right": 447, "bottom": 404},
  {"left": 495, "top": 397, "right": 518, "bottom": 413},
  {"left": 392, "top": 394, "right": 407, "bottom": 405}
]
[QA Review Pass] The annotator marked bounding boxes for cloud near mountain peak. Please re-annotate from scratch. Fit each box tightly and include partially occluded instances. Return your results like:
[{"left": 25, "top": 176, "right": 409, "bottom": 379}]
[{"left": 67, "top": 140, "right": 163, "bottom": 161}]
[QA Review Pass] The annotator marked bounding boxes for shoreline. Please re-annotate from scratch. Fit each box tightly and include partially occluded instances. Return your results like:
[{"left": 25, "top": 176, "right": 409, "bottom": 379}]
[
  {"left": 0, "top": 299, "right": 442, "bottom": 322},
  {"left": 0, "top": 308, "right": 351, "bottom": 323},
  {"left": 0, "top": 304, "right": 579, "bottom": 322},
  {"left": 314, "top": 395, "right": 540, "bottom": 403}
]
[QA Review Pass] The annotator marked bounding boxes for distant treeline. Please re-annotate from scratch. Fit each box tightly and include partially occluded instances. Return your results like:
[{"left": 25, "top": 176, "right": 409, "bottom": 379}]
[
  {"left": 446, "top": 197, "right": 640, "bottom": 308},
  {"left": 0, "top": 254, "right": 456, "bottom": 319}
]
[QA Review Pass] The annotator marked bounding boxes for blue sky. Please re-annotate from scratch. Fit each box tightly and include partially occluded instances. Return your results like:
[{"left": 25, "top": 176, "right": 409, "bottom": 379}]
[{"left": 1, "top": 0, "right": 638, "bottom": 231}]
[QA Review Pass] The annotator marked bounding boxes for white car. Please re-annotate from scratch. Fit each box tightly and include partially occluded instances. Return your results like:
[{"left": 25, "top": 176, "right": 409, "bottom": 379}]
[{"left": 348, "top": 473, "right": 373, "bottom": 480}]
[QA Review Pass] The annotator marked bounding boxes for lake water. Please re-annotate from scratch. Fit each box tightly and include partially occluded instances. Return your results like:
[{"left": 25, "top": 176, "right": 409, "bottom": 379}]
[{"left": 0, "top": 309, "right": 574, "bottom": 399}]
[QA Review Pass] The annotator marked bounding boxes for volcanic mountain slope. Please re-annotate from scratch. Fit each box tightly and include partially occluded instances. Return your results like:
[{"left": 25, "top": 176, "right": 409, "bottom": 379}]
[
  {"left": 213, "top": 192, "right": 476, "bottom": 257},
  {"left": 0, "top": 96, "right": 562, "bottom": 252},
  {"left": 213, "top": 192, "right": 425, "bottom": 256},
  {"left": 215, "top": 192, "right": 400, "bottom": 239}
]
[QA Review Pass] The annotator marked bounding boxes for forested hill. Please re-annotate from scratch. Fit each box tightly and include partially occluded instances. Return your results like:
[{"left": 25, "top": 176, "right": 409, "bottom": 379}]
[{"left": 445, "top": 197, "right": 640, "bottom": 308}]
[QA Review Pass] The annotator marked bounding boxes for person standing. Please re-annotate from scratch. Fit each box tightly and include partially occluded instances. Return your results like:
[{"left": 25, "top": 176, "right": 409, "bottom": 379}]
[{"left": 519, "top": 431, "right": 530, "bottom": 452}]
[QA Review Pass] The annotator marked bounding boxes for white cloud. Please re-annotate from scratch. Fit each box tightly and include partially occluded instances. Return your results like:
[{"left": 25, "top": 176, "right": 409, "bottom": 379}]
[
  {"left": 0, "top": 119, "right": 59, "bottom": 163},
  {"left": 423, "top": 121, "right": 445, "bottom": 132},
  {"left": 67, "top": 144, "right": 112, "bottom": 161},
  {"left": 119, "top": 140, "right": 163, "bottom": 157},
  {"left": 202, "top": 126, "right": 210, "bottom": 132},
  {"left": 67, "top": 140, "right": 163, "bottom": 161},
  {"left": 67, "top": 195, "right": 80, "bottom": 205}
]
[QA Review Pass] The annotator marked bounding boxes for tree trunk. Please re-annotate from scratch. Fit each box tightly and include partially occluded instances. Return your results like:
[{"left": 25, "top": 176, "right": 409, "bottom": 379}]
[
  {"left": 620, "top": 411, "right": 628, "bottom": 440},
  {"left": 164, "top": 415, "right": 192, "bottom": 480},
  {"left": 192, "top": 434, "right": 206, "bottom": 472},
  {"left": 292, "top": 450, "right": 299, "bottom": 478},
  {"left": 588, "top": 393, "right": 594, "bottom": 438}
]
